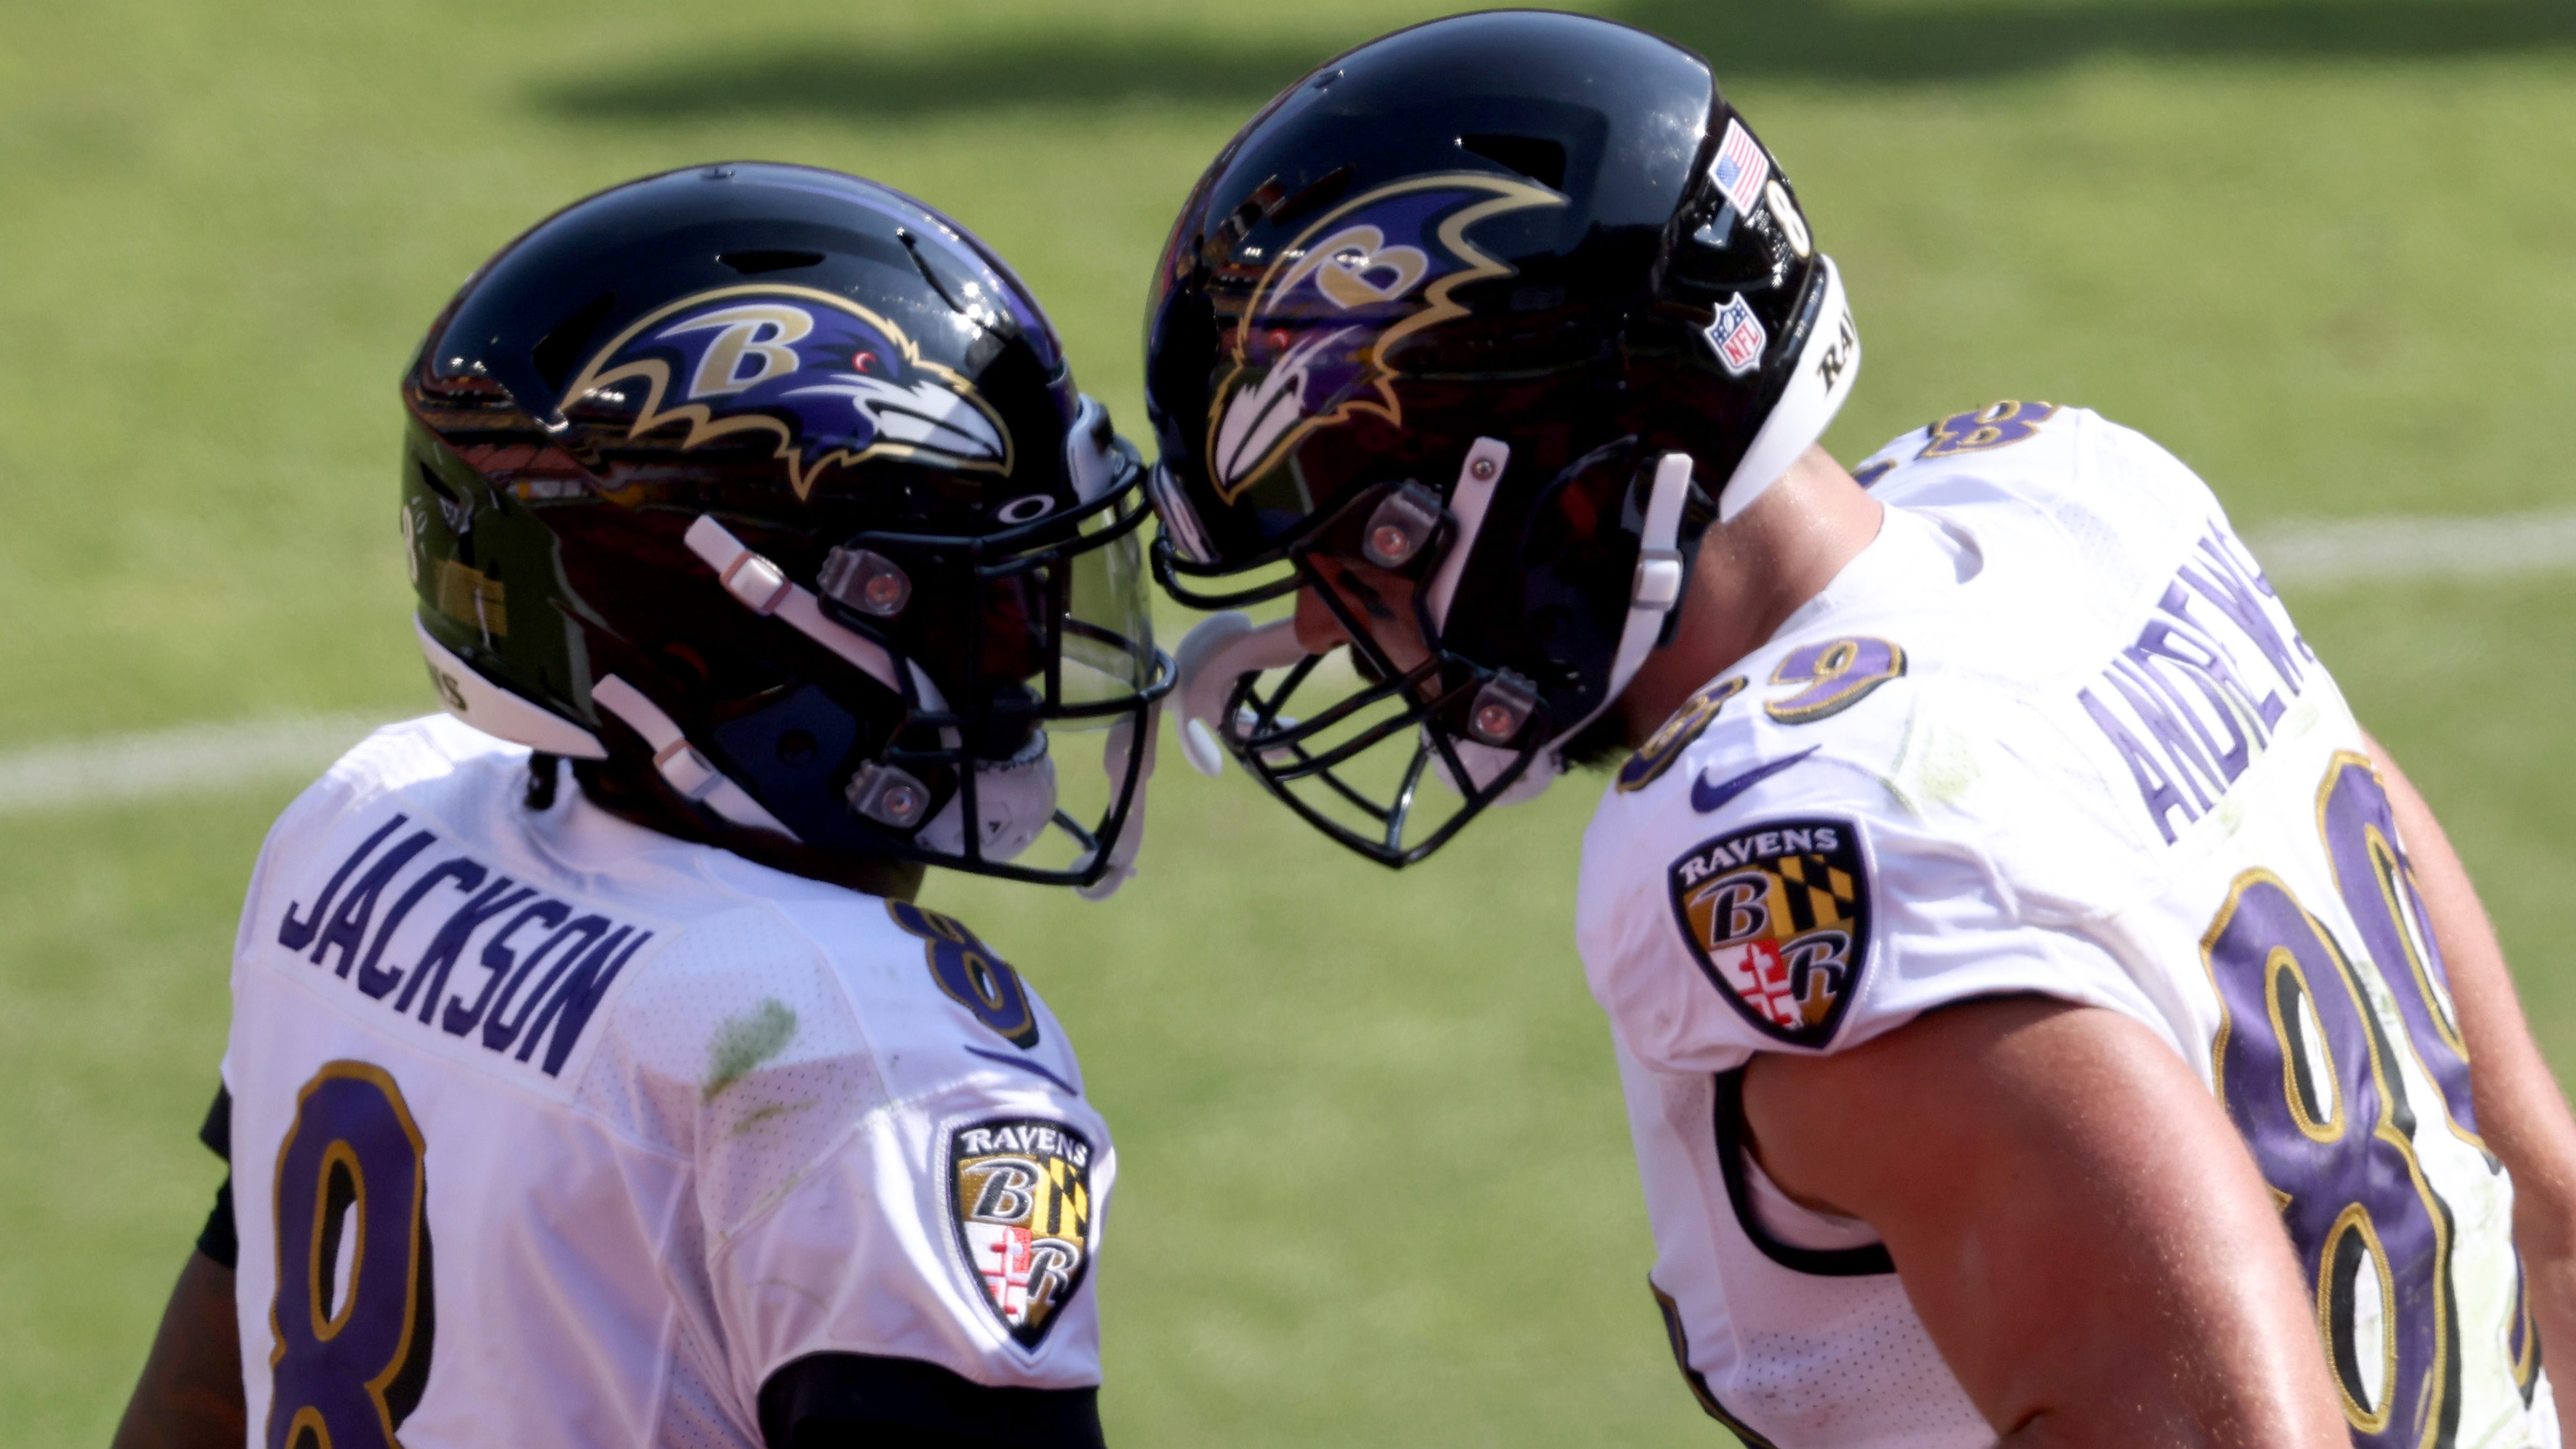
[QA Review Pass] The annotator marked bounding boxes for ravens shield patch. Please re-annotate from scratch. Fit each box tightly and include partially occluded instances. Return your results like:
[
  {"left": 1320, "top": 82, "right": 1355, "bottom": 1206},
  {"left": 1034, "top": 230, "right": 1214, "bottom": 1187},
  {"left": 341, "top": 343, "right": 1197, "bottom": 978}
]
[
  {"left": 949, "top": 1119, "right": 1094, "bottom": 1347},
  {"left": 1667, "top": 818, "right": 1869, "bottom": 1048}
]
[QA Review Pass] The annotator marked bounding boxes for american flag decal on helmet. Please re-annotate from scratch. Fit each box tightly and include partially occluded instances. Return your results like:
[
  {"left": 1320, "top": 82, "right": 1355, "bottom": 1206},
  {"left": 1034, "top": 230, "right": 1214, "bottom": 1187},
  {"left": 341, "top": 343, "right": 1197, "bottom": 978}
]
[{"left": 1709, "top": 119, "right": 1771, "bottom": 217}]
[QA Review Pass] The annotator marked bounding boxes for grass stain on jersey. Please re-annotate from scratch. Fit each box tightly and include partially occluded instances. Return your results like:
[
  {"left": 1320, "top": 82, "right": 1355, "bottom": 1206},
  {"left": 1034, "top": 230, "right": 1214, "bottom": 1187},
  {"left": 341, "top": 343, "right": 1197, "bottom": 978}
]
[
  {"left": 723, "top": 1101, "right": 814, "bottom": 1142},
  {"left": 704, "top": 998, "right": 798, "bottom": 1103},
  {"left": 1889, "top": 700, "right": 1984, "bottom": 815}
]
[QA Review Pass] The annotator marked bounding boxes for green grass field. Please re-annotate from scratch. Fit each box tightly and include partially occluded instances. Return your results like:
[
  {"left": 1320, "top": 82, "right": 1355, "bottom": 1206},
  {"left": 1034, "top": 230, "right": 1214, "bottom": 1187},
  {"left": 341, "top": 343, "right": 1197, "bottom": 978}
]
[{"left": 3, "top": 0, "right": 2572, "bottom": 1442}]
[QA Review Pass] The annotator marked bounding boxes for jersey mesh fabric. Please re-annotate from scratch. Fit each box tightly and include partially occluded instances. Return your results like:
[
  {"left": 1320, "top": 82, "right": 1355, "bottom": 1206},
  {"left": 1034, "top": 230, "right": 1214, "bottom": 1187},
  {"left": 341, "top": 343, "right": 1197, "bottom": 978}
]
[
  {"left": 222, "top": 717, "right": 1108, "bottom": 1449},
  {"left": 574, "top": 908, "right": 893, "bottom": 1240},
  {"left": 1584, "top": 409, "right": 2552, "bottom": 1448},
  {"left": 1734, "top": 1323, "right": 1988, "bottom": 1445}
]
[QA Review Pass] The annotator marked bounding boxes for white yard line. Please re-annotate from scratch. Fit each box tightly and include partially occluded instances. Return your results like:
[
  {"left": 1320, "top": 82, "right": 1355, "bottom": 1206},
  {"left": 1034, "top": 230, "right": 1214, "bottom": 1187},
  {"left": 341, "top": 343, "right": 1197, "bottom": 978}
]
[
  {"left": 0, "top": 507, "right": 2567, "bottom": 817},
  {"left": 0, "top": 711, "right": 397, "bottom": 817},
  {"left": 2247, "top": 507, "right": 2576, "bottom": 588}
]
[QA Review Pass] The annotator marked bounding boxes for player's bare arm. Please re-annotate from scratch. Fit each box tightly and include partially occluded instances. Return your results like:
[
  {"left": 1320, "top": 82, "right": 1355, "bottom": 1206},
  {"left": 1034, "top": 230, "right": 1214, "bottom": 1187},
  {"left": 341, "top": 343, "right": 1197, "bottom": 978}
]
[
  {"left": 118, "top": 167, "right": 1161, "bottom": 1449},
  {"left": 2368, "top": 734, "right": 2576, "bottom": 1445},
  {"left": 1142, "top": 16, "right": 2559, "bottom": 1444},
  {"left": 1740, "top": 998, "right": 2350, "bottom": 1446},
  {"left": 112, "top": 1252, "right": 242, "bottom": 1449}
]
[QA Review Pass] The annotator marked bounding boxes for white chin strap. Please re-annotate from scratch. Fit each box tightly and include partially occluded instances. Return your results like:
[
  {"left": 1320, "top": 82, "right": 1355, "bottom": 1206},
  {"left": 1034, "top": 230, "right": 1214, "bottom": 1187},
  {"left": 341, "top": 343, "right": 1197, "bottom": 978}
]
[
  {"left": 683, "top": 515, "right": 1086, "bottom": 869},
  {"left": 589, "top": 674, "right": 799, "bottom": 839},
  {"left": 683, "top": 516, "right": 911, "bottom": 697},
  {"left": 1433, "top": 448, "right": 1693, "bottom": 803},
  {"left": 1171, "top": 611, "right": 1310, "bottom": 778}
]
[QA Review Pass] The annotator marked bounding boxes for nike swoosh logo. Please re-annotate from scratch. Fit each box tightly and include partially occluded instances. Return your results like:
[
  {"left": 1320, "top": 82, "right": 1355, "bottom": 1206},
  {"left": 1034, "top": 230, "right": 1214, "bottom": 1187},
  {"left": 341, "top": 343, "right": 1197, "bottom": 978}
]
[{"left": 1691, "top": 748, "right": 1820, "bottom": 814}]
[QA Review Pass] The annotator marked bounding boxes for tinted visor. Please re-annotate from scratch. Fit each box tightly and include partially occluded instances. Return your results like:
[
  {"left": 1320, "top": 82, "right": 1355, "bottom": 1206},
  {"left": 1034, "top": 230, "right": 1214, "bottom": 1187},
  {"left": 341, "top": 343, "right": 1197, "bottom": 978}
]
[
  {"left": 843, "top": 476, "right": 1162, "bottom": 750},
  {"left": 958, "top": 503, "right": 1158, "bottom": 730}
]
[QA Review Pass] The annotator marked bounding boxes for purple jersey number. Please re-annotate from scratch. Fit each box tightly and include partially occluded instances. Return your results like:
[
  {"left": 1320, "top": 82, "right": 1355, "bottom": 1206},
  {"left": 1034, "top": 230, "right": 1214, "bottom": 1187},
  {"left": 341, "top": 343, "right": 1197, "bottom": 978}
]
[
  {"left": 2203, "top": 757, "right": 2504, "bottom": 1445},
  {"left": 889, "top": 900, "right": 1041, "bottom": 1049},
  {"left": 2205, "top": 872, "right": 2455, "bottom": 1445},
  {"left": 266, "top": 1062, "right": 434, "bottom": 1449},
  {"left": 2318, "top": 753, "right": 2480, "bottom": 1142}
]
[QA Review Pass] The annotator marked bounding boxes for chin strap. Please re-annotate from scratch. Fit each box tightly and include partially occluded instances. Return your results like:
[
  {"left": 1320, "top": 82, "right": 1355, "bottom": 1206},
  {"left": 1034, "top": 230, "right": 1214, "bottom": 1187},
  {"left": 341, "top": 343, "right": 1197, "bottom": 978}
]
[
  {"left": 683, "top": 516, "right": 914, "bottom": 699},
  {"left": 1448, "top": 450, "right": 1693, "bottom": 803},
  {"left": 1603, "top": 451, "right": 1695, "bottom": 717},
  {"left": 1425, "top": 437, "right": 1510, "bottom": 633},
  {"left": 589, "top": 674, "right": 799, "bottom": 839}
]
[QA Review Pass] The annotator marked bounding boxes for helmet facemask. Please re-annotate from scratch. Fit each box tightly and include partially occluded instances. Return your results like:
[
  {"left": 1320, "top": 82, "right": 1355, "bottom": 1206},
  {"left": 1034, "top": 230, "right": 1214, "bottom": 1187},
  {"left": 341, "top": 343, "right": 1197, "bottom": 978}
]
[
  {"left": 400, "top": 162, "right": 1177, "bottom": 898},
  {"left": 1162, "top": 437, "right": 1698, "bottom": 867},
  {"left": 827, "top": 465, "right": 1169, "bottom": 885},
  {"left": 670, "top": 421, "right": 1173, "bottom": 893},
  {"left": 1138, "top": 13, "right": 1866, "bottom": 867}
]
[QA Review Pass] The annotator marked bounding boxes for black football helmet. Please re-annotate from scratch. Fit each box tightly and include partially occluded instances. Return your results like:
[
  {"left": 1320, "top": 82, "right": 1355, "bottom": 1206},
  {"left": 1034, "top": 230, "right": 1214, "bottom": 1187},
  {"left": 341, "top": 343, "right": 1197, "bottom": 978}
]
[
  {"left": 1143, "top": 11, "right": 1861, "bottom": 866},
  {"left": 405, "top": 163, "right": 1171, "bottom": 894}
]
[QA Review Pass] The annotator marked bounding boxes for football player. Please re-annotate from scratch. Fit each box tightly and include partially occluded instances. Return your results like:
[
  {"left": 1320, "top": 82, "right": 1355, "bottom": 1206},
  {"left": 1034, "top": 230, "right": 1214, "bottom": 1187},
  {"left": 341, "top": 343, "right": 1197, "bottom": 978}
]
[
  {"left": 112, "top": 163, "right": 1169, "bottom": 1449},
  {"left": 1141, "top": 13, "right": 2576, "bottom": 1446}
]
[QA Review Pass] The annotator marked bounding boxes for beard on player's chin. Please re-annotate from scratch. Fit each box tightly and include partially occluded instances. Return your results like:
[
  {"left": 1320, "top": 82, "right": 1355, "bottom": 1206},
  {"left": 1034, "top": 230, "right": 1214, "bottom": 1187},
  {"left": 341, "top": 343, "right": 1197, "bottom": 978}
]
[{"left": 1558, "top": 706, "right": 1634, "bottom": 773}]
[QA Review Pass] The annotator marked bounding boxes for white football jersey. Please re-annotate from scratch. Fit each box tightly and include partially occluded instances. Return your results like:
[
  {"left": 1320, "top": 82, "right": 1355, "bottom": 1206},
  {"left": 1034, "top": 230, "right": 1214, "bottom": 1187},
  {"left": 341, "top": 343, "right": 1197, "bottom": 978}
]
[
  {"left": 221, "top": 716, "right": 1112, "bottom": 1448},
  {"left": 1578, "top": 404, "right": 2552, "bottom": 1448}
]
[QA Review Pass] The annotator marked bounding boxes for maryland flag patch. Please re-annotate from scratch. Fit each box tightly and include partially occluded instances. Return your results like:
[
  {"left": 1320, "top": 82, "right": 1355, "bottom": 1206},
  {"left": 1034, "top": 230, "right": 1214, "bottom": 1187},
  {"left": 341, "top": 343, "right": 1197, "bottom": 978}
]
[
  {"left": 1667, "top": 818, "right": 1870, "bottom": 1048},
  {"left": 950, "top": 1119, "right": 1094, "bottom": 1348}
]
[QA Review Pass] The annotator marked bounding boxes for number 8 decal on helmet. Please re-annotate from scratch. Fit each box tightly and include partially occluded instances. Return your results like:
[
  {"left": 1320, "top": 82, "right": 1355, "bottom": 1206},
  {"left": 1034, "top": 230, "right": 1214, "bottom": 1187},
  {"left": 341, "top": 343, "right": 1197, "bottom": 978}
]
[{"left": 266, "top": 1062, "right": 433, "bottom": 1449}]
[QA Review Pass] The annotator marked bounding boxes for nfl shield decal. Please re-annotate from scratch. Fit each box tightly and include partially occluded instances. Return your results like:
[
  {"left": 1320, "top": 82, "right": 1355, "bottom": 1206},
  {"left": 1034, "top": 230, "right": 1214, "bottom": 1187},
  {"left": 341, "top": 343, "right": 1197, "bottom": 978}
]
[
  {"left": 1667, "top": 819, "right": 1869, "bottom": 1047},
  {"left": 949, "top": 1119, "right": 1094, "bottom": 1347},
  {"left": 1703, "top": 294, "right": 1767, "bottom": 377}
]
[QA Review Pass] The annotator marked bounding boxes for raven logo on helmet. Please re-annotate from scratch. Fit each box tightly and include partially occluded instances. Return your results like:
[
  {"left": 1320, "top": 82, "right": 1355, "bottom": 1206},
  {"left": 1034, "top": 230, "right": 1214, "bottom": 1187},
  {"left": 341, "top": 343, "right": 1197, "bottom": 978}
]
[
  {"left": 564, "top": 283, "right": 1014, "bottom": 500},
  {"left": 1205, "top": 174, "right": 1562, "bottom": 502}
]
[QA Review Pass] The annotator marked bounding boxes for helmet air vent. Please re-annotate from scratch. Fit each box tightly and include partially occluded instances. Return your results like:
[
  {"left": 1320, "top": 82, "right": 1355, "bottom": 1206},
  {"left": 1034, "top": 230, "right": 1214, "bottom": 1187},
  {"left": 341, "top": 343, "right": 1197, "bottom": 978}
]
[
  {"left": 1266, "top": 165, "right": 1352, "bottom": 228},
  {"left": 717, "top": 249, "right": 825, "bottom": 275},
  {"left": 531, "top": 291, "right": 619, "bottom": 393},
  {"left": 1460, "top": 134, "right": 1566, "bottom": 192}
]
